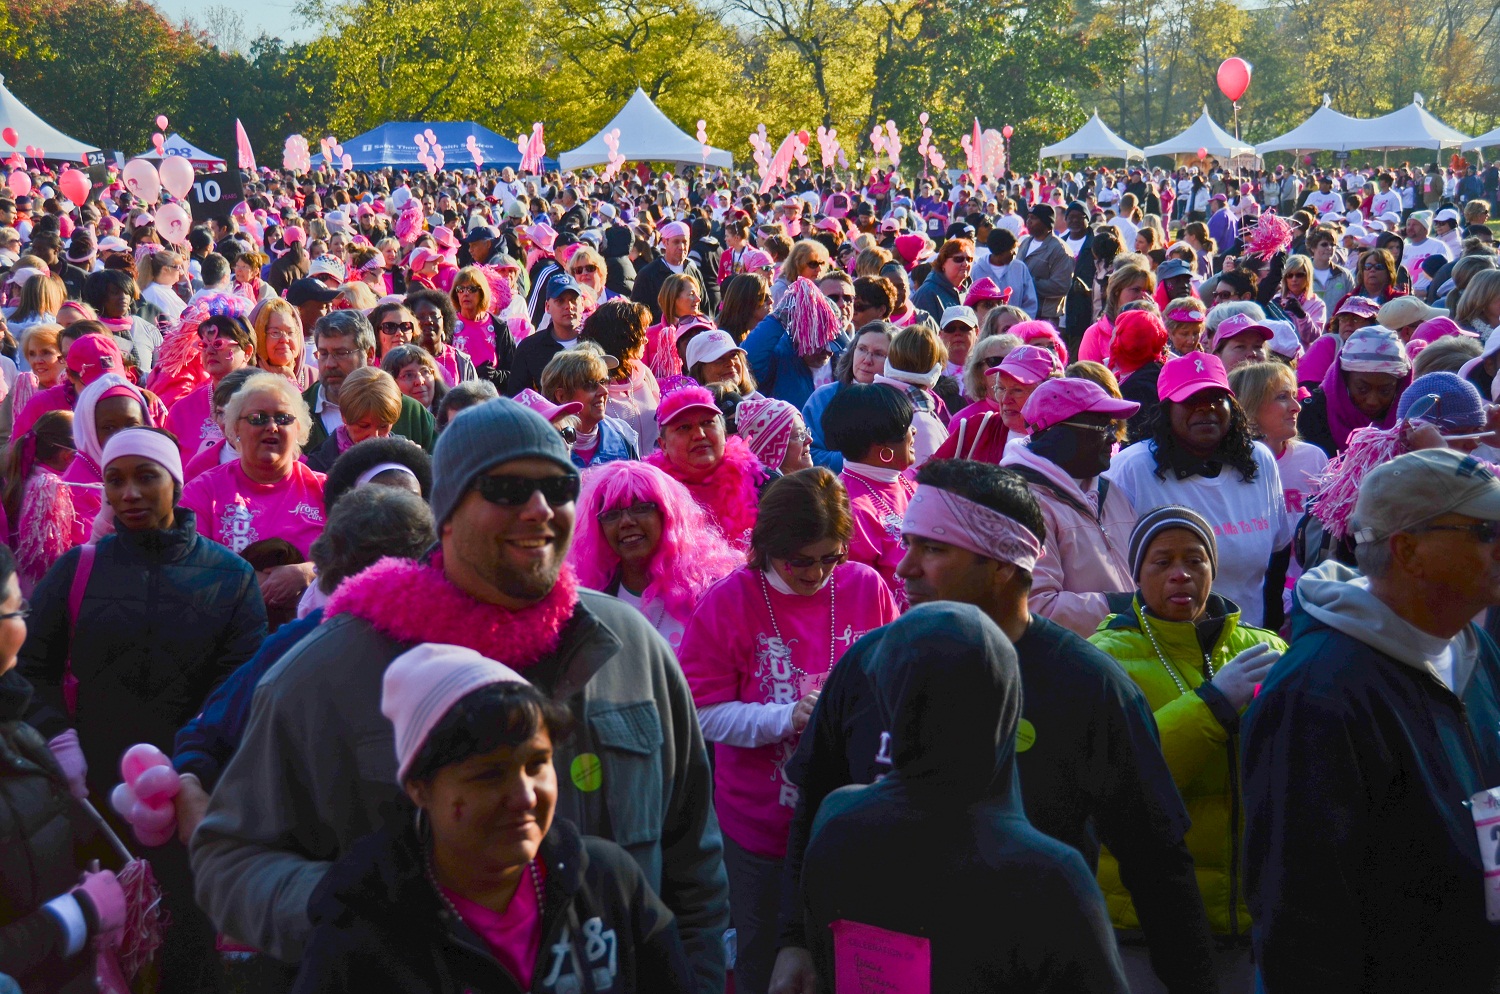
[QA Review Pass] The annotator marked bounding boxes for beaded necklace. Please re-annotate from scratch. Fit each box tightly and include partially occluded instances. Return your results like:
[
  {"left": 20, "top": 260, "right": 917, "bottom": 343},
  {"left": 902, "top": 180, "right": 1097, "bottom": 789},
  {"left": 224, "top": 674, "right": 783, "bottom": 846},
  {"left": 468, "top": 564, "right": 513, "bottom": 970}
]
[
  {"left": 1139, "top": 610, "right": 1216, "bottom": 696},
  {"left": 427, "top": 850, "right": 545, "bottom": 923},
  {"left": 759, "top": 569, "right": 838, "bottom": 675}
]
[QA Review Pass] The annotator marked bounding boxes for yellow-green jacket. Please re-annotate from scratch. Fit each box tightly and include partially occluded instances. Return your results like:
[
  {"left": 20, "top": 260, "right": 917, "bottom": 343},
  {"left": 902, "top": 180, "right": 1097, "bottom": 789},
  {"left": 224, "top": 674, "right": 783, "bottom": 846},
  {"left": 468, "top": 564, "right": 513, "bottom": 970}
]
[{"left": 1088, "top": 593, "right": 1286, "bottom": 937}]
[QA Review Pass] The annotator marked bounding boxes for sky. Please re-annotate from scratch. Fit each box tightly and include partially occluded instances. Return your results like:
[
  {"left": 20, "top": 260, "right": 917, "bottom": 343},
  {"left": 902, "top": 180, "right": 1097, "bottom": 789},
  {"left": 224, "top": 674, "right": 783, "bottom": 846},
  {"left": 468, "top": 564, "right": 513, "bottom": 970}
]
[{"left": 150, "top": 0, "right": 314, "bottom": 43}]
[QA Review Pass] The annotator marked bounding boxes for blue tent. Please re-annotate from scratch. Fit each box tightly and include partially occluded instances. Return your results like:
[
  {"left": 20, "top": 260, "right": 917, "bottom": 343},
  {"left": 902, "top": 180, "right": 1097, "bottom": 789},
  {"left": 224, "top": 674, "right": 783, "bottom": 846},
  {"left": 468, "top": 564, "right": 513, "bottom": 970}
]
[{"left": 311, "top": 121, "right": 558, "bottom": 172}]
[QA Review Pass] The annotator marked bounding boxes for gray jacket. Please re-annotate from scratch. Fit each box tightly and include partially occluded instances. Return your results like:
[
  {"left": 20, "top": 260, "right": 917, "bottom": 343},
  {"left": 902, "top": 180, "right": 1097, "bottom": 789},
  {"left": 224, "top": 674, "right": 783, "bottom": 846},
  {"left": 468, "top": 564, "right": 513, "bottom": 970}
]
[
  {"left": 190, "top": 589, "right": 729, "bottom": 992},
  {"left": 1017, "top": 234, "right": 1074, "bottom": 323}
]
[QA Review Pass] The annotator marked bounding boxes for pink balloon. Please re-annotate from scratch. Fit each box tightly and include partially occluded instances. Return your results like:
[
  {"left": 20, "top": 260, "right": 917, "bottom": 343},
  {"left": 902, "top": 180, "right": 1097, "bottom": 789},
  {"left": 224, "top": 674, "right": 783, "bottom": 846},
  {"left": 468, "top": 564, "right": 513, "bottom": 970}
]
[
  {"left": 341, "top": 153, "right": 353, "bottom": 171},
  {"left": 1196, "top": 147, "right": 1208, "bottom": 159},
  {"left": 155, "top": 115, "right": 169, "bottom": 132},
  {"left": 111, "top": 781, "right": 138, "bottom": 819},
  {"left": 158, "top": 154, "right": 194, "bottom": 199},
  {"left": 1002, "top": 125, "right": 1014, "bottom": 139},
  {"left": 58, "top": 168, "right": 90, "bottom": 204},
  {"left": 121, "top": 159, "right": 161, "bottom": 205},
  {"left": 130, "top": 798, "right": 176, "bottom": 833},
  {"left": 120, "top": 742, "right": 170, "bottom": 784},
  {"left": 134, "top": 822, "right": 175, "bottom": 848},
  {"left": 0, "top": 127, "right": 14, "bottom": 147},
  {"left": 134, "top": 764, "right": 181, "bottom": 805},
  {"left": 7, "top": 171, "right": 30, "bottom": 198},
  {"left": 1216, "top": 57, "right": 1252, "bottom": 103},
  {"left": 152, "top": 134, "right": 165, "bottom": 154}
]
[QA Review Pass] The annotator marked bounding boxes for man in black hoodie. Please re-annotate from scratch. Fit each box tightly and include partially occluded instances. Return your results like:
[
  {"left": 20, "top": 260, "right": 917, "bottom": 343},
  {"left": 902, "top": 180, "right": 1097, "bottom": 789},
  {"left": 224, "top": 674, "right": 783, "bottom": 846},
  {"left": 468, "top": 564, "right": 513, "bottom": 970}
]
[
  {"left": 802, "top": 602, "right": 1128, "bottom": 992},
  {"left": 602, "top": 224, "right": 636, "bottom": 297},
  {"left": 770, "top": 459, "right": 1217, "bottom": 994}
]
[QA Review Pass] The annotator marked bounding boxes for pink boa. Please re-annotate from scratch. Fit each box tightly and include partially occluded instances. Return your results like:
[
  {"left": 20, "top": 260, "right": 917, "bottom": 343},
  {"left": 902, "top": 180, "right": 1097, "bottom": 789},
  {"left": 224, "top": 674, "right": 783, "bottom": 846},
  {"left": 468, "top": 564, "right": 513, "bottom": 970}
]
[
  {"left": 645, "top": 435, "right": 767, "bottom": 548},
  {"left": 325, "top": 552, "right": 579, "bottom": 668}
]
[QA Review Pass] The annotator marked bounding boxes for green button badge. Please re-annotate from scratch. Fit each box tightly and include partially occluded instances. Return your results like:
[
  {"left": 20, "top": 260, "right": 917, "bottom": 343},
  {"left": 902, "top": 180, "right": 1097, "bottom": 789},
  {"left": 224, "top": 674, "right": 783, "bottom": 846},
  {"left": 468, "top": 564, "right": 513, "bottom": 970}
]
[
  {"left": 1016, "top": 719, "right": 1036, "bottom": 753},
  {"left": 570, "top": 752, "right": 603, "bottom": 792}
]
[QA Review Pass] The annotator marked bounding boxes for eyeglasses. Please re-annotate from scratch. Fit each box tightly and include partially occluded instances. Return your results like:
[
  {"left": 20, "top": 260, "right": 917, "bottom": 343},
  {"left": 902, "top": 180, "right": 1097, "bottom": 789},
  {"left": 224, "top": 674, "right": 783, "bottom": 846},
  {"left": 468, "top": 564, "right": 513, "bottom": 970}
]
[
  {"left": 265, "top": 328, "right": 298, "bottom": 341},
  {"left": 200, "top": 336, "right": 240, "bottom": 352},
  {"left": 950, "top": 256, "right": 974, "bottom": 265},
  {"left": 1361, "top": 262, "right": 1387, "bottom": 272},
  {"left": 473, "top": 473, "right": 580, "bottom": 507},
  {"left": 1415, "top": 521, "right": 1500, "bottom": 544},
  {"left": 1211, "top": 289, "right": 1237, "bottom": 301},
  {"left": 792, "top": 427, "right": 812, "bottom": 444},
  {"left": 240, "top": 411, "right": 297, "bottom": 428},
  {"left": 597, "top": 500, "right": 660, "bottom": 525},
  {"left": 782, "top": 550, "right": 847, "bottom": 569},
  {"left": 379, "top": 321, "right": 415, "bottom": 335},
  {"left": 316, "top": 347, "right": 362, "bottom": 362},
  {"left": 1056, "top": 420, "right": 1117, "bottom": 436},
  {"left": 0, "top": 600, "right": 29, "bottom": 622},
  {"left": 823, "top": 294, "right": 852, "bottom": 304}
]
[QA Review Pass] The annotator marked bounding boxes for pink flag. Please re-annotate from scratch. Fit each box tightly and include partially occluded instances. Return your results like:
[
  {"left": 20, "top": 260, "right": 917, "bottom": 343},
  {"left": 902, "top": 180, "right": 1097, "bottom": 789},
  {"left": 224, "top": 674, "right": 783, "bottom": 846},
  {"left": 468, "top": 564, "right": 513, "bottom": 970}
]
[
  {"left": 235, "top": 119, "right": 257, "bottom": 172},
  {"left": 970, "top": 118, "right": 982, "bottom": 184}
]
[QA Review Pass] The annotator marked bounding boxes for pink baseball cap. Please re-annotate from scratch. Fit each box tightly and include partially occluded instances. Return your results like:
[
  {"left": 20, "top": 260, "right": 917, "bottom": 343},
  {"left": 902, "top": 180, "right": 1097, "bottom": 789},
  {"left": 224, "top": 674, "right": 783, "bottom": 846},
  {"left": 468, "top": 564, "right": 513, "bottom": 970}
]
[
  {"left": 1157, "top": 351, "right": 1233, "bottom": 403},
  {"left": 407, "top": 246, "right": 442, "bottom": 272},
  {"left": 656, "top": 384, "right": 722, "bottom": 427},
  {"left": 987, "top": 344, "right": 1062, "bottom": 385},
  {"left": 1334, "top": 295, "right": 1381, "bottom": 319},
  {"left": 1210, "top": 312, "right": 1273, "bottom": 351},
  {"left": 66, "top": 334, "right": 125, "bottom": 383},
  {"left": 1022, "top": 377, "right": 1139, "bottom": 433},
  {"left": 511, "top": 387, "right": 582, "bottom": 422}
]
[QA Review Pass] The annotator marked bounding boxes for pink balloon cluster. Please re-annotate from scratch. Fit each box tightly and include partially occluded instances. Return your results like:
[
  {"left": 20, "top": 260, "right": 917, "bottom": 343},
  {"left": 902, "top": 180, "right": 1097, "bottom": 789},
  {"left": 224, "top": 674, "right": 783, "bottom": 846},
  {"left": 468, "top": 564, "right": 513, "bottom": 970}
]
[
  {"left": 749, "top": 124, "right": 773, "bottom": 185},
  {"left": 319, "top": 136, "right": 348, "bottom": 172},
  {"left": 600, "top": 129, "right": 625, "bottom": 181},
  {"left": 814, "top": 126, "right": 842, "bottom": 169},
  {"left": 869, "top": 120, "right": 902, "bottom": 168},
  {"left": 519, "top": 123, "right": 546, "bottom": 176},
  {"left": 466, "top": 134, "right": 483, "bottom": 171},
  {"left": 111, "top": 744, "right": 180, "bottom": 847},
  {"left": 413, "top": 131, "right": 440, "bottom": 175},
  {"left": 696, "top": 119, "right": 710, "bottom": 164},
  {"left": 283, "top": 135, "right": 312, "bottom": 174}
]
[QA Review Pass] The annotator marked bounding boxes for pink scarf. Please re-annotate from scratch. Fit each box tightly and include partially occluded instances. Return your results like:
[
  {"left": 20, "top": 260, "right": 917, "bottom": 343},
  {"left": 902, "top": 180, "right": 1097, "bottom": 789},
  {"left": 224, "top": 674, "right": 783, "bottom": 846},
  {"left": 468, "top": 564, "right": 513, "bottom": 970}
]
[{"left": 645, "top": 435, "right": 766, "bottom": 548}]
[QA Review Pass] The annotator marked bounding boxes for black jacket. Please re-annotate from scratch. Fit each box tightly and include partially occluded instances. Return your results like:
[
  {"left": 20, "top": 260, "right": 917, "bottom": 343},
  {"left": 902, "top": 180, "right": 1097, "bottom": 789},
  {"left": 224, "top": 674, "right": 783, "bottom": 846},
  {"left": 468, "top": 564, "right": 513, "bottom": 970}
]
[
  {"left": 783, "top": 612, "right": 1216, "bottom": 993},
  {"left": 0, "top": 671, "right": 110, "bottom": 994},
  {"left": 1064, "top": 229, "right": 1098, "bottom": 349},
  {"left": 602, "top": 227, "right": 636, "bottom": 297},
  {"left": 505, "top": 331, "right": 568, "bottom": 397},
  {"left": 801, "top": 604, "right": 1128, "bottom": 992},
  {"left": 22, "top": 509, "right": 267, "bottom": 796},
  {"left": 688, "top": 236, "right": 722, "bottom": 314},
  {"left": 294, "top": 815, "right": 694, "bottom": 994},
  {"left": 631, "top": 258, "right": 706, "bottom": 324}
]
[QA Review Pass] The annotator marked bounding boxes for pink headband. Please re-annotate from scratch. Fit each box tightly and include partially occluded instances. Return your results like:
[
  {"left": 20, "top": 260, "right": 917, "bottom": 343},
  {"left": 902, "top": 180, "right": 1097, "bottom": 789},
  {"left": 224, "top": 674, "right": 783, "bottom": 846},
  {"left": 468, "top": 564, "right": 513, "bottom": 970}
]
[
  {"left": 100, "top": 427, "right": 184, "bottom": 486},
  {"left": 901, "top": 484, "right": 1044, "bottom": 572},
  {"left": 1166, "top": 308, "right": 1205, "bottom": 322}
]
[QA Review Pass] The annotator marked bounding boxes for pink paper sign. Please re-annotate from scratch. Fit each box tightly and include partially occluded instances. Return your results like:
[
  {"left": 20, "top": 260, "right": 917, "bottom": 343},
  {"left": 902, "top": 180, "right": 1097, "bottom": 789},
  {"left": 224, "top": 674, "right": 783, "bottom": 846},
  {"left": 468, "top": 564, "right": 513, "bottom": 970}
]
[{"left": 831, "top": 919, "right": 931, "bottom": 994}]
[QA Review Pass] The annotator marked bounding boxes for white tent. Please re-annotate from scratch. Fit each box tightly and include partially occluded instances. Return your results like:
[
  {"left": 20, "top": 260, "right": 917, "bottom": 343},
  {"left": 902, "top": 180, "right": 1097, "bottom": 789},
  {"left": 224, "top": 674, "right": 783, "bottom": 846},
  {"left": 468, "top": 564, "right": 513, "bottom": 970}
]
[
  {"left": 1356, "top": 95, "right": 1469, "bottom": 151},
  {"left": 137, "top": 133, "right": 228, "bottom": 170},
  {"left": 1463, "top": 126, "right": 1500, "bottom": 153},
  {"left": 0, "top": 73, "right": 100, "bottom": 163},
  {"left": 1254, "top": 96, "right": 1371, "bottom": 155},
  {"left": 1144, "top": 107, "right": 1257, "bottom": 162},
  {"left": 558, "top": 89, "right": 732, "bottom": 170},
  {"left": 1037, "top": 111, "right": 1145, "bottom": 162}
]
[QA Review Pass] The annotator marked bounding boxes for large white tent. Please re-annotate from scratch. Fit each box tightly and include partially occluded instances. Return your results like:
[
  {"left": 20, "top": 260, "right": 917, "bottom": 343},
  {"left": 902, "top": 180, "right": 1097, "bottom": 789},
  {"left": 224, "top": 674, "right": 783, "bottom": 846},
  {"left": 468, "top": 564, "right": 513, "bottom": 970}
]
[
  {"left": 1037, "top": 111, "right": 1145, "bottom": 162},
  {"left": 1254, "top": 96, "right": 1371, "bottom": 155},
  {"left": 1144, "top": 107, "right": 1257, "bottom": 162},
  {"left": 137, "top": 133, "right": 228, "bottom": 170},
  {"left": 0, "top": 73, "right": 100, "bottom": 163},
  {"left": 1356, "top": 96, "right": 1469, "bottom": 151},
  {"left": 558, "top": 89, "right": 732, "bottom": 170},
  {"left": 1463, "top": 126, "right": 1500, "bottom": 153}
]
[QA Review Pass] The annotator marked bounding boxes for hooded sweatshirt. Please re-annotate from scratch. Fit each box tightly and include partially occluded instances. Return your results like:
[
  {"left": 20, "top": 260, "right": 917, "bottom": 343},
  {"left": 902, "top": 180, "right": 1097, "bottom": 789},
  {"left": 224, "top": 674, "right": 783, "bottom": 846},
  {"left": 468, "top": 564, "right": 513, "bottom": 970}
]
[
  {"left": 1242, "top": 561, "right": 1500, "bottom": 991},
  {"left": 801, "top": 603, "right": 1129, "bottom": 992}
]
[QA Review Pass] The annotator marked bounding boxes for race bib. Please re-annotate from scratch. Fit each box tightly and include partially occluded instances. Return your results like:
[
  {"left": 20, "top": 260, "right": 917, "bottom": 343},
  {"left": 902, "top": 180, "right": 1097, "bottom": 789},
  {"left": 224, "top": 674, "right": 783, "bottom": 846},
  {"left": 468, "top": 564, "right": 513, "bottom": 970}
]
[
  {"left": 831, "top": 919, "right": 930, "bottom": 994},
  {"left": 1469, "top": 785, "right": 1500, "bottom": 922}
]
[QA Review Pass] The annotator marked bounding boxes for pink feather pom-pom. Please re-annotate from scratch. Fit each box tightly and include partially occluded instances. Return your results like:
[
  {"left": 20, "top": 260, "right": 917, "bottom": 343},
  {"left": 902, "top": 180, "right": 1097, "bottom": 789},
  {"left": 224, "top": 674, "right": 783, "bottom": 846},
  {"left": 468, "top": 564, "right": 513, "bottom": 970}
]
[
  {"left": 479, "top": 265, "right": 512, "bottom": 314},
  {"left": 395, "top": 201, "right": 423, "bottom": 243},
  {"left": 1245, "top": 212, "right": 1294, "bottom": 260}
]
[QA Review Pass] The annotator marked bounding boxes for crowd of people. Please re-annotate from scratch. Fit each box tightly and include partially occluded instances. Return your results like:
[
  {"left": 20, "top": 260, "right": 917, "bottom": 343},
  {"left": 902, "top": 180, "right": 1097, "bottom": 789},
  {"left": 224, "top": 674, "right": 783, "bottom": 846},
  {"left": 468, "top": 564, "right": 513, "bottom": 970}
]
[{"left": 1, "top": 148, "right": 1500, "bottom": 994}]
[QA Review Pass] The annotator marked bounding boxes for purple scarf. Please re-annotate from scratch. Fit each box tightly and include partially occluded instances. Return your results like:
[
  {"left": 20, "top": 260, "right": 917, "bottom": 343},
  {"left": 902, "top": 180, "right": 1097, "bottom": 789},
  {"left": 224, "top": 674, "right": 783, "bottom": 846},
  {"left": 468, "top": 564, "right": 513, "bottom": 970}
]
[{"left": 1319, "top": 351, "right": 1411, "bottom": 452}]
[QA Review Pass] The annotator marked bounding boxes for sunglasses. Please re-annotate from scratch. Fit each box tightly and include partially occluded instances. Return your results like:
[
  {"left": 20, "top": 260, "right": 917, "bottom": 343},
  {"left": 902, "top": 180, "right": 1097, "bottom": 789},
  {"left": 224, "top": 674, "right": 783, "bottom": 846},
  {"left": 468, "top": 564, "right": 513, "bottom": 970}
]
[
  {"left": 1211, "top": 289, "right": 1236, "bottom": 300},
  {"left": 572, "top": 264, "right": 600, "bottom": 275},
  {"left": 597, "top": 500, "right": 660, "bottom": 525},
  {"left": 782, "top": 551, "right": 847, "bottom": 569},
  {"left": 1056, "top": 420, "right": 1117, "bottom": 436},
  {"left": 1416, "top": 521, "right": 1500, "bottom": 543},
  {"left": 240, "top": 411, "right": 297, "bottom": 428},
  {"left": 473, "top": 473, "right": 580, "bottom": 507},
  {"left": 379, "top": 321, "right": 415, "bottom": 335},
  {"left": 984, "top": 354, "right": 1009, "bottom": 368}
]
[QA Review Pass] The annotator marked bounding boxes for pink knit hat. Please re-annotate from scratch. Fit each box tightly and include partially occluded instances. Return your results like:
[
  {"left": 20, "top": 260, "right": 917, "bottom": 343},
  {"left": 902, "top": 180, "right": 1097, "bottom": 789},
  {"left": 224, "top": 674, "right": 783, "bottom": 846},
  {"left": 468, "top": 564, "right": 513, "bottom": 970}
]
[
  {"left": 382, "top": 643, "right": 528, "bottom": 783},
  {"left": 736, "top": 396, "right": 798, "bottom": 469}
]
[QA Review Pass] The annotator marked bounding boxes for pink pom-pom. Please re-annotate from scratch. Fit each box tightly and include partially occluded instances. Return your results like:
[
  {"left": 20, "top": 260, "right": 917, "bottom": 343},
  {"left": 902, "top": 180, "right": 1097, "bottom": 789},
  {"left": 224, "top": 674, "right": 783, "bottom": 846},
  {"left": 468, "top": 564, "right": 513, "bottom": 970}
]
[
  {"left": 120, "top": 744, "right": 170, "bottom": 785},
  {"left": 1245, "top": 212, "right": 1294, "bottom": 261},
  {"left": 134, "top": 764, "right": 181, "bottom": 805},
  {"left": 479, "top": 265, "right": 512, "bottom": 314},
  {"left": 129, "top": 798, "right": 176, "bottom": 833},
  {"left": 133, "top": 822, "right": 175, "bottom": 848},
  {"left": 111, "top": 782, "right": 138, "bottom": 819}
]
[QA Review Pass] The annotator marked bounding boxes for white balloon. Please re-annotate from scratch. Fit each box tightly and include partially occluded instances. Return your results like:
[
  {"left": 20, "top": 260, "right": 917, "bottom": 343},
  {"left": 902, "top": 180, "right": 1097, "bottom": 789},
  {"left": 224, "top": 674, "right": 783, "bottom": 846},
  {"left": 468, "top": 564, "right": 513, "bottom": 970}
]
[{"left": 158, "top": 155, "right": 194, "bottom": 199}]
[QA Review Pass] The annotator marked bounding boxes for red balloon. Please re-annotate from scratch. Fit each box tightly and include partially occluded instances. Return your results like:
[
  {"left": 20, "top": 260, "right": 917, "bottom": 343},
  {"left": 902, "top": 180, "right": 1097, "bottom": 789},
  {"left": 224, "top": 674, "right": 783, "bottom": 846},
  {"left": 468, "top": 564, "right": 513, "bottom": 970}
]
[
  {"left": 1196, "top": 147, "right": 1208, "bottom": 159},
  {"left": 798, "top": 130, "right": 810, "bottom": 145},
  {"left": 1001, "top": 125, "right": 1014, "bottom": 139},
  {"left": 1217, "top": 57, "right": 1252, "bottom": 103},
  {"left": 0, "top": 128, "right": 14, "bottom": 147}
]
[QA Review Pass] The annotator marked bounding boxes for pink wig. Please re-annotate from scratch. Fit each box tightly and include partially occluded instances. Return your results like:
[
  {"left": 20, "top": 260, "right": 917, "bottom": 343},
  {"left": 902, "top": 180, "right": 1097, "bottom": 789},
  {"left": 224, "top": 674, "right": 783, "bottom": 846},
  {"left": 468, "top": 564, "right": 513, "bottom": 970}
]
[
  {"left": 568, "top": 460, "right": 743, "bottom": 623},
  {"left": 1011, "top": 319, "right": 1070, "bottom": 366}
]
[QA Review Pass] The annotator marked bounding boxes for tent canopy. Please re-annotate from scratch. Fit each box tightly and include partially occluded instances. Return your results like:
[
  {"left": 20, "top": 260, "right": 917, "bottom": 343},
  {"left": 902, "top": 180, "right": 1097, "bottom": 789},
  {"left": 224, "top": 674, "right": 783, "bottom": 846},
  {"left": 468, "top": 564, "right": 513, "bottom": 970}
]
[
  {"left": 1464, "top": 126, "right": 1500, "bottom": 153},
  {"left": 1038, "top": 112, "right": 1145, "bottom": 162},
  {"left": 558, "top": 89, "right": 733, "bottom": 170},
  {"left": 138, "top": 133, "right": 227, "bottom": 170},
  {"left": 1357, "top": 97, "right": 1469, "bottom": 151},
  {"left": 0, "top": 73, "right": 101, "bottom": 163},
  {"left": 1144, "top": 107, "right": 1257, "bottom": 162},
  {"left": 312, "top": 121, "right": 556, "bottom": 171}
]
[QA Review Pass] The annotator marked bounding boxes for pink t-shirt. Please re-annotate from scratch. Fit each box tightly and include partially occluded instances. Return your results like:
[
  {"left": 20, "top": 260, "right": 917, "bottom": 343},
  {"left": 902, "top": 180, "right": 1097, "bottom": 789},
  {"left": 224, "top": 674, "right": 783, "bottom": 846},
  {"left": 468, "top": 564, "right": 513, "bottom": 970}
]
[
  {"left": 180, "top": 459, "right": 327, "bottom": 556},
  {"left": 841, "top": 468, "right": 914, "bottom": 609},
  {"left": 678, "top": 563, "right": 898, "bottom": 857},
  {"left": 453, "top": 316, "right": 498, "bottom": 367},
  {"left": 183, "top": 439, "right": 232, "bottom": 482},
  {"left": 164, "top": 382, "right": 220, "bottom": 461},
  {"left": 437, "top": 861, "right": 546, "bottom": 989}
]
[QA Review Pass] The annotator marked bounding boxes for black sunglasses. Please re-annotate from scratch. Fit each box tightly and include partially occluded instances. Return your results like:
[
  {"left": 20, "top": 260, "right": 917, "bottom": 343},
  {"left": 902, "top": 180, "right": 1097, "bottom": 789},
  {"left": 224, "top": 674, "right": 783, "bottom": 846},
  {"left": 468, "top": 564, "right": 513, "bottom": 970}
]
[
  {"left": 473, "top": 474, "right": 581, "bottom": 507},
  {"left": 782, "top": 551, "right": 847, "bottom": 569}
]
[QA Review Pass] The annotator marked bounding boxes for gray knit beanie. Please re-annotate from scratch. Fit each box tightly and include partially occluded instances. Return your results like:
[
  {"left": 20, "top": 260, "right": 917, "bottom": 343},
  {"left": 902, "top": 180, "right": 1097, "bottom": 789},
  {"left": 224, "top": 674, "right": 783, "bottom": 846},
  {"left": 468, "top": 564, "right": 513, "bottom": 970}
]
[
  {"left": 428, "top": 398, "right": 575, "bottom": 527},
  {"left": 1128, "top": 505, "right": 1218, "bottom": 581}
]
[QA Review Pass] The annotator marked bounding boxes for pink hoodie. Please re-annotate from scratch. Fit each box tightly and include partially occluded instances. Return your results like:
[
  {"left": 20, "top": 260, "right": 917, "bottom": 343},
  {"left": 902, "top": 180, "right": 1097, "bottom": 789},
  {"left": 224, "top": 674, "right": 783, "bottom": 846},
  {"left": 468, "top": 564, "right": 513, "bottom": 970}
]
[{"left": 1001, "top": 441, "right": 1136, "bottom": 637}]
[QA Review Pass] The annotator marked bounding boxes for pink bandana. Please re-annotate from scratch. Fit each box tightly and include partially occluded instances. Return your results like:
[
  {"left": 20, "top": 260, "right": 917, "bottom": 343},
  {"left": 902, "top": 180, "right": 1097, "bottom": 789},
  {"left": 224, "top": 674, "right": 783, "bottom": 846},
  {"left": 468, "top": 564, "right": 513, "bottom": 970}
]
[{"left": 901, "top": 484, "right": 1044, "bottom": 572}]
